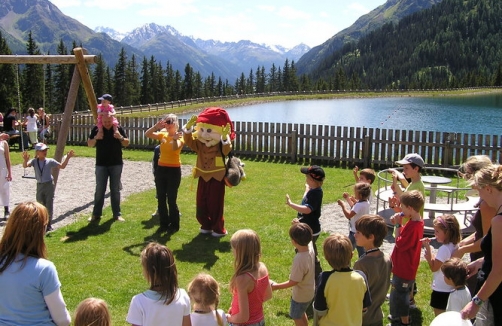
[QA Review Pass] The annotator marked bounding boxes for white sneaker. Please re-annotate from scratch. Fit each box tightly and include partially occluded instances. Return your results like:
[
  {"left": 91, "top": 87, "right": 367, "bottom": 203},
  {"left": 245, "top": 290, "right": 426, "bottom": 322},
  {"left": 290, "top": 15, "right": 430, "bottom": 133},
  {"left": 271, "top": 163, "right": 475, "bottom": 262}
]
[
  {"left": 211, "top": 231, "right": 228, "bottom": 238},
  {"left": 199, "top": 228, "right": 212, "bottom": 234}
]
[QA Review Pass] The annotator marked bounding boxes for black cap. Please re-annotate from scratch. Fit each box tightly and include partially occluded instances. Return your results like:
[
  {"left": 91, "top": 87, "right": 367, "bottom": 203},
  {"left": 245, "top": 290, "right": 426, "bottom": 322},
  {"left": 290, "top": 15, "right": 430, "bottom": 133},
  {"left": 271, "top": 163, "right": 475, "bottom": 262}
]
[
  {"left": 300, "top": 165, "right": 325, "bottom": 181},
  {"left": 98, "top": 94, "right": 113, "bottom": 101}
]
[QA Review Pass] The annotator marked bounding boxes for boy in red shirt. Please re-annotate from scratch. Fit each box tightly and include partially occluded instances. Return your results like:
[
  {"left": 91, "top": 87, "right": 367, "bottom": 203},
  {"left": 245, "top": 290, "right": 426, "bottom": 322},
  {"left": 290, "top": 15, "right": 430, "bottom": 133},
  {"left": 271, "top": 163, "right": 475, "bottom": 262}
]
[{"left": 389, "top": 190, "right": 424, "bottom": 326}]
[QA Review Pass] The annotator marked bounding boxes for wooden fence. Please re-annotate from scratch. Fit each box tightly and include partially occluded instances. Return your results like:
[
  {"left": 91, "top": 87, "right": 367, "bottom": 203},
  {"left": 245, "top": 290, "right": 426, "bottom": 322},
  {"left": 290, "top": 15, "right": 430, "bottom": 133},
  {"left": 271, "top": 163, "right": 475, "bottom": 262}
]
[{"left": 48, "top": 115, "right": 502, "bottom": 169}]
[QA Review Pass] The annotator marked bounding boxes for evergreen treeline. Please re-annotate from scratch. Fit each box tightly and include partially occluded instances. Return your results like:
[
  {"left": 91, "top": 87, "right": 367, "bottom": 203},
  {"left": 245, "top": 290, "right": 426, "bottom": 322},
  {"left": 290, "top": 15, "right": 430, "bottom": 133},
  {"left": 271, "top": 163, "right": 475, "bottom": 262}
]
[
  {"left": 309, "top": 0, "right": 502, "bottom": 89},
  {"left": 1, "top": 0, "right": 501, "bottom": 113},
  {"left": 0, "top": 31, "right": 304, "bottom": 113}
]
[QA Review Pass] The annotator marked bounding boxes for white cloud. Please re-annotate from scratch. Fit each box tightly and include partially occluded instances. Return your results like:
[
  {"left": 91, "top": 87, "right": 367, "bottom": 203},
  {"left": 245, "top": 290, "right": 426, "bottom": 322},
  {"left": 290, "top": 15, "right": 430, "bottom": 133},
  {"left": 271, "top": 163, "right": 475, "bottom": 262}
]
[
  {"left": 277, "top": 6, "right": 311, "bottom": 20},
  {"left": 49, "top": 0, "right": 81, "bottom": 8},
  {"left": 347, "top": 2, "right": 372, "bottom": 16}
]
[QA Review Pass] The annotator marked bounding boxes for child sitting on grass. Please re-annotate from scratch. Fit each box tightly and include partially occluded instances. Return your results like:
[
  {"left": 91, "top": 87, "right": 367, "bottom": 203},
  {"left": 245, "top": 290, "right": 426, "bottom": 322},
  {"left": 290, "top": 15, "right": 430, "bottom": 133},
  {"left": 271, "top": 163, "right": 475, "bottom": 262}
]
[
  {"left": 271, "top": 223, "right": 315, "bottom": 326},
  {"left": 313, "top": 233, "right": 371, "bottom": 326},
  {"left": 353, "top": 214, "right": 392, "bottom": 326},
  {"left": 441, "top": 257, "right": 471, "bottom": 313},
  {"left": 337, "top": 182, "right": 371, "bottom": 257}
]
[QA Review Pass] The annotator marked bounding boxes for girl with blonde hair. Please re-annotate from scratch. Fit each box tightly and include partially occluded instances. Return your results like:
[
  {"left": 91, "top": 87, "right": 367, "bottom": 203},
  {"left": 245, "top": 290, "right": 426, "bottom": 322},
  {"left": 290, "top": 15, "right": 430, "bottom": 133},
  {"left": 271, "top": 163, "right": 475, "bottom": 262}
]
[
  {"left": 188, "top": 273, "right": 227, "bottom": 326},
  {"left": 227, "top": 229, "right": 272, "bottom": 325},
  {"left": 74, "top": 298, "right": 111, "bottom": 326}
]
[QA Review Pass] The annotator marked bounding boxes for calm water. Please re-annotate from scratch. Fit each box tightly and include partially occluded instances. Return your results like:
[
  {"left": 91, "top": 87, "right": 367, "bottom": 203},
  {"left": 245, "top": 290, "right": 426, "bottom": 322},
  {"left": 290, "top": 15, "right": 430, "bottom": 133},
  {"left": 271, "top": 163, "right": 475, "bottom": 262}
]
[{"left": 180, "top": 93, "right": 502, "bottom": 135}]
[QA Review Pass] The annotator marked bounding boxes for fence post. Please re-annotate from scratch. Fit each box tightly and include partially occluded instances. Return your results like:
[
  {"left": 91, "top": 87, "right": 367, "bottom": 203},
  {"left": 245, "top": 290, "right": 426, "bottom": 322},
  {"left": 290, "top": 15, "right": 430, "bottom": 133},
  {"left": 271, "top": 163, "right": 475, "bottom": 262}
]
[
  {"left": 290, "top": 129, "right": 298, "bottom": 163},
  {"left": 363, "top": 134, "right": 371, "bottom": 167},
  {"left": 444, "top": 133, "right": 454, "bottom": 167}
]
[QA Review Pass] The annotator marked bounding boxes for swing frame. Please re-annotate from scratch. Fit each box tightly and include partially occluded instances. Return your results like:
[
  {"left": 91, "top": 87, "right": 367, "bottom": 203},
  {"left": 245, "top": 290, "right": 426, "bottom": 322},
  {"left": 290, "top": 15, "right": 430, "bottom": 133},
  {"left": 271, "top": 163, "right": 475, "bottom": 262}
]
[{"left": 0, "top": 49, "right": 99, "bottom": 187}]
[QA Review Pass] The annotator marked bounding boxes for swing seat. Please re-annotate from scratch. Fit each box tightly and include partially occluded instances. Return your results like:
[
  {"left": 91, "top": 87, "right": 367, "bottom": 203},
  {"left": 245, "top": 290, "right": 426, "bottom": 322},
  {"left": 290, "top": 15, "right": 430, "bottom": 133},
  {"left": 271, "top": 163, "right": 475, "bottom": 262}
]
[{"left": 8, "top": 135, "right": 20, "bottom": 149}]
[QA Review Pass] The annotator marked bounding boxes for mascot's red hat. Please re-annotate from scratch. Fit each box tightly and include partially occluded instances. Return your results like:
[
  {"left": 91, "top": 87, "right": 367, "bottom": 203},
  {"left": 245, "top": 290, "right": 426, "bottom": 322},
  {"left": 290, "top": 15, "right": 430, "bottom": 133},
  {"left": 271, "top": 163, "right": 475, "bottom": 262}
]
[{"left": 197, "top": 107, "right": 236, "bottom": 140}]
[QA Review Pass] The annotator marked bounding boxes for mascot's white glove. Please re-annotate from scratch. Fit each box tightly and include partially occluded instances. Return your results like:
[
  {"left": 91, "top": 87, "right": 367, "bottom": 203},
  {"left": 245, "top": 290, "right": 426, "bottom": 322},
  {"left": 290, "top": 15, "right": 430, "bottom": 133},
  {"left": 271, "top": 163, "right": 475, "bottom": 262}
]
[
  {"left": 221, "top": 123, "right": 231, "bottom": 141},
  {"left": 184, "top": 115, "right": 198, "bottom": 130}
]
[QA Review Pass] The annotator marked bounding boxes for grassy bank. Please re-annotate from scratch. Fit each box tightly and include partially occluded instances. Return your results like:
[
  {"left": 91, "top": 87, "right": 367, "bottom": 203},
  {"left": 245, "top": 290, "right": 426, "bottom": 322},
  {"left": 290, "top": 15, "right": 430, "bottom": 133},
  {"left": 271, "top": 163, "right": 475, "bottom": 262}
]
[
  {"left": 123, "top": 87, "right": 502, "bottom": 118},
  {"left": 37, "top": 147, "right": 437, "bottom": 325}
]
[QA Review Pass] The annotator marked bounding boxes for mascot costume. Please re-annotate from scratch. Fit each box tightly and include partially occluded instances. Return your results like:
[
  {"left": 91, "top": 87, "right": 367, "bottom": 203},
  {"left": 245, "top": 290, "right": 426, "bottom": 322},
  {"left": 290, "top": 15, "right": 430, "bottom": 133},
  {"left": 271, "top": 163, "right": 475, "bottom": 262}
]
[{"left": 183, "top": 107, "right": 235, "bottom": 237}]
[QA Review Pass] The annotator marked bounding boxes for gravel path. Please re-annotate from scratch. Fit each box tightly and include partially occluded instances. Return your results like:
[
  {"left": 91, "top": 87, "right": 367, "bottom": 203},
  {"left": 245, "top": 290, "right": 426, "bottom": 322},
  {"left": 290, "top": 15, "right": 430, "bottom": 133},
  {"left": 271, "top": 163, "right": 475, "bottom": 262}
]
[
  {"left": 1, "top": 158, "right": 448, "bottom": 257},
  {"left": 0, "top": 157, "right": 193, "bottom": 237}
]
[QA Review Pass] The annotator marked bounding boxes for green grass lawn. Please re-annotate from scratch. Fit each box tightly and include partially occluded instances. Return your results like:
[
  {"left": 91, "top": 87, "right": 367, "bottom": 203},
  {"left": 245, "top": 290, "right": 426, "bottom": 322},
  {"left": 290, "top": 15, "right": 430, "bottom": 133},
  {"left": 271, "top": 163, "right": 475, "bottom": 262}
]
[{"left": 37, "top": 147, "right": 437, "bottom": 325}]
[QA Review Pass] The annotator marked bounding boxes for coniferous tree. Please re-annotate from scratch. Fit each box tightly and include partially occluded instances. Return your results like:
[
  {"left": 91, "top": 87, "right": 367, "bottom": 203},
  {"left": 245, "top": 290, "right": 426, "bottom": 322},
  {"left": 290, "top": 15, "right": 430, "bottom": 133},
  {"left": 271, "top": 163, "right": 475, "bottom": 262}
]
[
  {"left": 124, "top": 54, "right": 140, "bottom": 106},
  {"left": 269, "top": 64, "right": 277, "bottom": 92},
  {"left": 44, "top": 57, "right": 55, "bottom": 110},
  {"left": 114, "top": 48, "right": 127, "bottom": 106},
  {"left": 22, "top": 31, "right": 44, "bottom": 111},
  {"left": 183, "top": 63, "right": 194, "bottom": 99},
  {"left": 92, "top": 54, "right": 106, "bottom": 100},
  {"left": 53, "top": 40, "right": 69, "bottom": 112},
  {"left": 172, "top": 70, "right": 182, "bottom": 101},
  {"left": 0, "top": 31, "right": 17, "bottom": 112},
  {"left": 140, "top": 57, "right": 151, "bottom": 104}
]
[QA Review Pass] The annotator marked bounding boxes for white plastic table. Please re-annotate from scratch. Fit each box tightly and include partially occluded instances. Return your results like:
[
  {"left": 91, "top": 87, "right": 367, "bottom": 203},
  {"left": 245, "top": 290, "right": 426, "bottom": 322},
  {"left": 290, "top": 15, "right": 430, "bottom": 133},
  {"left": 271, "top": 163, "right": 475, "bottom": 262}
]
[{"left": 422, "top": 175, "right": 452, "bottom": 218}]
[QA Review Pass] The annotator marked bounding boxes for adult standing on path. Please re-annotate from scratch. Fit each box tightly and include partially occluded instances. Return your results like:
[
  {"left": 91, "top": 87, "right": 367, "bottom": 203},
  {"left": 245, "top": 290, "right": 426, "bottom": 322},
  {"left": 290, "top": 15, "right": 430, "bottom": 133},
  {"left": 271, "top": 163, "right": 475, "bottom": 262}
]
[
  {"left": 145, "top": 114, "right": 184, "bottom": 232},
  {"left": 87, "top": 115, "right": 129, "bottom": 223},
  {"left": 0, "top": 134, "right": 12, "bottom": 220}
]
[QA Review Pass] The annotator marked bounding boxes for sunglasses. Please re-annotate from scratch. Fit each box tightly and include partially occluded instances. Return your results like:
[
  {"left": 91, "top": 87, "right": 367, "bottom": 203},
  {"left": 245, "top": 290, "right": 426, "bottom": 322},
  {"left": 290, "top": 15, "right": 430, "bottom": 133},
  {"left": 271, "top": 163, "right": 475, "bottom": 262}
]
[{"left": 165, "top": 119, "right": 174, "bottom": 125}]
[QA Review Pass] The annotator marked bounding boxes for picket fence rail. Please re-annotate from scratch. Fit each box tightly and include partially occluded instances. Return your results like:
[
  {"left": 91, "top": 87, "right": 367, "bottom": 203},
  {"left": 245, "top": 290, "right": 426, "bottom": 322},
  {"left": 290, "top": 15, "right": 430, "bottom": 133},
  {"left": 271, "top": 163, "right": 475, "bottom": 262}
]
[{"left": 46, "top": 115, "right": 501, "bottom": 169}]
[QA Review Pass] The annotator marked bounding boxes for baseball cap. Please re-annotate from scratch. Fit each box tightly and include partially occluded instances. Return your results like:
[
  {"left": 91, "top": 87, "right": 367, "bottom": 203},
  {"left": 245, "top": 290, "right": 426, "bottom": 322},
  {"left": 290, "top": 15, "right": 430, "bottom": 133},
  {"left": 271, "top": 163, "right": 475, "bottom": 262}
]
[
  {"left": 98, "top": 94, "right": 113, "bottom": 101},
  {"left": 395, "top": 153, "right": 424, "bottom": 168},
  {"left": 300, "top": 165, "right": 325, "bottom": 181},
  {"left": 34, "top": 143, "right": 49, "bottom": 151}
]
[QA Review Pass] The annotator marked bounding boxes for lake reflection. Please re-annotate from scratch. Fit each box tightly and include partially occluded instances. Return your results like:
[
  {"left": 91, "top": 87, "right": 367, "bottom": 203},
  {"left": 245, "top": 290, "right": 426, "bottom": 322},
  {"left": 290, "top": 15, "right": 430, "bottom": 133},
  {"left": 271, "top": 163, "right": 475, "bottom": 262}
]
[{"left": 180, "top": 93, "right": 502, "bottom": 135}]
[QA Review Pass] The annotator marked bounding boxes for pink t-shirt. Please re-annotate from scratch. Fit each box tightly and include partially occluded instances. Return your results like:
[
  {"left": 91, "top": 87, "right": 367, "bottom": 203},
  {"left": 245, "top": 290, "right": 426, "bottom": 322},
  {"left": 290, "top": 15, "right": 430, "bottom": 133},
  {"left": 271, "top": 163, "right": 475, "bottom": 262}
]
[{"left": 230, "top": 272, "right": 269, "bottom": 324}]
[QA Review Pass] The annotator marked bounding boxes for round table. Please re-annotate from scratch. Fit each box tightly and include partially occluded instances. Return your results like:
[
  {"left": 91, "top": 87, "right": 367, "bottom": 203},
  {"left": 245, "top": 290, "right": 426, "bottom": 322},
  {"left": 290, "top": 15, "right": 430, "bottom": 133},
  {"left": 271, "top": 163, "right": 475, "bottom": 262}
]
[{"left": 422, "top": 175, "right": 452, "bottom": 218}]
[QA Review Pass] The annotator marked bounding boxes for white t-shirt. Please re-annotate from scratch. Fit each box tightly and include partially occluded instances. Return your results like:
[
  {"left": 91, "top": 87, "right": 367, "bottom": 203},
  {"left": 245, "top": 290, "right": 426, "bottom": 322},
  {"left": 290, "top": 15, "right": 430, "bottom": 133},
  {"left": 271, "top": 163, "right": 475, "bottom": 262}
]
[
  {"left": 432, "top": 243, "right": 456, "bottom": 292},
  {"left": 349, "top": 200, "right": 370, "bottom": 232},
  {"left": 190, "top": 309, "right": 228, "bottom": 326},
  {"left": 126, "top": 289, "right": 191, "bottom": 325},
  {"left": 446, "top": 286, "right": 471, "bottom": 312},
  {"left": 26, "top": 115, "right": 38, "bottom": 132}
]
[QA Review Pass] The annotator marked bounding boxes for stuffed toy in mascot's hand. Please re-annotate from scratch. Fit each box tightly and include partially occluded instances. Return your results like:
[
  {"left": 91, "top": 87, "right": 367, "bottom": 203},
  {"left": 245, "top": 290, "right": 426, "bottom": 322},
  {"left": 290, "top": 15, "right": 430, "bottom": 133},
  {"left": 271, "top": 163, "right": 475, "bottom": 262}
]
[
  {"left": 182, "top": 107, "right": 236, "bottom": 237},
  {"left": 225, "top": 155, "right": 246, "bottom": 187}
]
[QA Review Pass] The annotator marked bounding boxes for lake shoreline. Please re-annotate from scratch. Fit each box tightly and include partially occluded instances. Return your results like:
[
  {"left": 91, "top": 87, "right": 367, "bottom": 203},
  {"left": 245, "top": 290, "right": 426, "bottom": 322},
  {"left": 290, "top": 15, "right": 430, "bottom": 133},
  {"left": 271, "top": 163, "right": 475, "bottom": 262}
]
[{"left": 175, "top": 87, "right": 502, "bottom": 115}]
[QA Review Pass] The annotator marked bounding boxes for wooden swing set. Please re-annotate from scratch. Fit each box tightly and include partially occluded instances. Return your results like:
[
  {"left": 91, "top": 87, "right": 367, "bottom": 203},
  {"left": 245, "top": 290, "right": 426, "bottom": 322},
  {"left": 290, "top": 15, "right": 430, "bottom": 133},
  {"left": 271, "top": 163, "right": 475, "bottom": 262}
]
[{"left": 0, "top": 48, "right": 99, "bottom": 187}]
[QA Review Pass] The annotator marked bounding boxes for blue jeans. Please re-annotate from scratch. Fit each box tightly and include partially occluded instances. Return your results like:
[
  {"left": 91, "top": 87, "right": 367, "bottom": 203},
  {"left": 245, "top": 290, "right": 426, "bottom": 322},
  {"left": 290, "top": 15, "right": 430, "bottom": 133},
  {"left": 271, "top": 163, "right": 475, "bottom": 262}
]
[
  {"left": 390, "top": 274, "right": 415, "bottom": 320},
  {"left": 92, "top": 165, "right": 123, "bottom": 217}
]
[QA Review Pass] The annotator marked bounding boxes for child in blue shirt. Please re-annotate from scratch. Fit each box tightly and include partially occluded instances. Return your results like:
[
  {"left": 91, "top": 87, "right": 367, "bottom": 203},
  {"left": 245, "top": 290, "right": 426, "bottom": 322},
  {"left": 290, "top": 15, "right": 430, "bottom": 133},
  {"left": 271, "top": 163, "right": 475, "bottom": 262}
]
[{"left": 22, "top": 143, "right": 75, "bottom": 231}]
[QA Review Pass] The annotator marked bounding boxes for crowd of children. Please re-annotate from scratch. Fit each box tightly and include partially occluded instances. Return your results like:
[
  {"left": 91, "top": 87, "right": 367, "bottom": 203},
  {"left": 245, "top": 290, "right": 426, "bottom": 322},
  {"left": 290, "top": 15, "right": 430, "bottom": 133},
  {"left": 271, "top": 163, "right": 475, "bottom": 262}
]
[{"left": 3, "top": 130, "right": 494, "bottom": 326}]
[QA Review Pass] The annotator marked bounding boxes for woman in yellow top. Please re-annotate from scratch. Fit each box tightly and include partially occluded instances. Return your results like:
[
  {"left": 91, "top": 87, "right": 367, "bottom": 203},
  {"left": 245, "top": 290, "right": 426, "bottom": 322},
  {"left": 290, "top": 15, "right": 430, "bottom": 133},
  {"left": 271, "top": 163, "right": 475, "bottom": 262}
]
[{"left": 145, "top": 114, "right": 184, "bottom": 232}]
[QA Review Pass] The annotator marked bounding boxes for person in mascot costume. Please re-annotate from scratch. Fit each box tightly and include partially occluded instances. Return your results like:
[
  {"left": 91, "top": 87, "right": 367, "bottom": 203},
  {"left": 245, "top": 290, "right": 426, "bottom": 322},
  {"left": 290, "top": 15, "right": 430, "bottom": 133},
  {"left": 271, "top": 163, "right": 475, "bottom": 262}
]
[{"left": 183, "top": 107, "right": 235, "bottom": 237}]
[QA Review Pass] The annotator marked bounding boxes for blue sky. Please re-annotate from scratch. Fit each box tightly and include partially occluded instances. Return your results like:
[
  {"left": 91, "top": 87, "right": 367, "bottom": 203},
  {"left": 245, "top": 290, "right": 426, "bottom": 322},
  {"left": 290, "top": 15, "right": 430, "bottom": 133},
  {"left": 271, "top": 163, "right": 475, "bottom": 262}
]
[{"left": 49, "top": 0, "right": 387, "bottom": 48}]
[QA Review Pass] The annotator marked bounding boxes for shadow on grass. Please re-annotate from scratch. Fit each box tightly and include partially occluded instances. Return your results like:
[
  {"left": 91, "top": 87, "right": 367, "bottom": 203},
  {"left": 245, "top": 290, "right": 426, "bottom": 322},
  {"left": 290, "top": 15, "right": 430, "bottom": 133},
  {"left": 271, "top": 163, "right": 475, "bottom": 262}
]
[
  {"left": 410, "top": 308, "right": 423, "bottom": 326},
  {"left": 61, "top": 218, "right": 114, "bottom": 243},
  {"left": 274, "top": 299, "right": 314, "bottom": 320},
  {"left": 173, "top": 233, "right": 231, "bottom": 269},
  {"left": 122, "top": 226, "right": 175, "bottom": 257}
]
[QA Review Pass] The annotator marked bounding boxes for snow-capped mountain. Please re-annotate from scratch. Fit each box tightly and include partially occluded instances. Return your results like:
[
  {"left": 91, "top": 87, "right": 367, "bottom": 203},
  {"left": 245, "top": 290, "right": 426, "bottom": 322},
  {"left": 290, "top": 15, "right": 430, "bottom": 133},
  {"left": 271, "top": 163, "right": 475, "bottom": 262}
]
[
  {"left": 94, "top": 26, "right": 127, "bottom": 42},
  {"left": 96, "top": 23, "right": 310, "bottom": 79}
]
